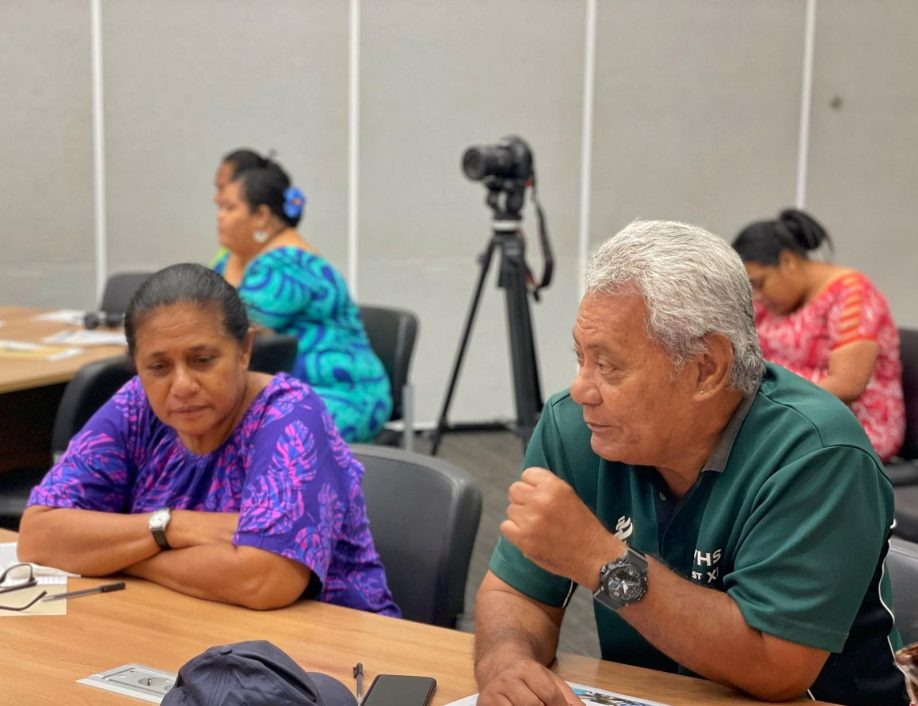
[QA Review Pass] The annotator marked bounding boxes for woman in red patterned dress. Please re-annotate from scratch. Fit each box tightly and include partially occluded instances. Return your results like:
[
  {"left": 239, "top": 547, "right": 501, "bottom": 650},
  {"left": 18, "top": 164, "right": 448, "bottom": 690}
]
[{"left": 733, "top": 209, "right": 904, "bottom": 462}]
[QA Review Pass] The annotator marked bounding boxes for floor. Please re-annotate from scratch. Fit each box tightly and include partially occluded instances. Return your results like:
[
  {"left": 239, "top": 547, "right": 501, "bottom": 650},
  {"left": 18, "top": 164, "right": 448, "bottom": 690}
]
[{"left": 418, "top": 428, "right": 601, "bottom": 659}]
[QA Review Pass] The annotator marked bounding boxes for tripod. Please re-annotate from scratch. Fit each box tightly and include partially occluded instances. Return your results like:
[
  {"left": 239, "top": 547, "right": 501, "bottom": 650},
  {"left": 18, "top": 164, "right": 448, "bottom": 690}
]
[{"left": 430, "top": 186, "right": 543, "bottom": 455}]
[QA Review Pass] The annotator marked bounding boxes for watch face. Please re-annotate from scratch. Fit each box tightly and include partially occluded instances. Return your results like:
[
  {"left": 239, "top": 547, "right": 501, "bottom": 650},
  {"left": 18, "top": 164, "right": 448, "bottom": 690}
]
[
  {"left": 150, "top": 509, "right": 169, "bottom": 529},
  {"left": 607, "top": 564, "right": 646, "bottom": 601}
]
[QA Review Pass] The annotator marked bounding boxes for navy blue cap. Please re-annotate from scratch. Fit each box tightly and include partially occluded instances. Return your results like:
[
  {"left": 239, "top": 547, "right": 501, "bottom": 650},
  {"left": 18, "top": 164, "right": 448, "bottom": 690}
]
[{"left": 161, "top": 640, "right": 356, "bottom": 706}]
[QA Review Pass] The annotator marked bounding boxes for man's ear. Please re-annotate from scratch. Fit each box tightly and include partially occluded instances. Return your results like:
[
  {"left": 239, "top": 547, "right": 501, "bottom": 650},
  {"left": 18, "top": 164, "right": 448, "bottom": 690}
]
[{"left": 693, "top": 332, "right": 734, "bottom": 400}]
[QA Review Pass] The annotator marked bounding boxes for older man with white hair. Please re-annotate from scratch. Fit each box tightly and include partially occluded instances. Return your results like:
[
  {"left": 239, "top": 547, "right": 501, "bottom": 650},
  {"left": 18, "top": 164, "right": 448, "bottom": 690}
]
[{"left": 474, "top": 221, "right": 907, "bottom": 706}]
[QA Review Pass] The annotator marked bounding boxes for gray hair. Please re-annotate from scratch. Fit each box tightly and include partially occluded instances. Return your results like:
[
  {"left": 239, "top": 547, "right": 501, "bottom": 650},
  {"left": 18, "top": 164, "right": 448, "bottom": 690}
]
[{"left": 585, "top": 220, "right": 764, "bottom": 396}]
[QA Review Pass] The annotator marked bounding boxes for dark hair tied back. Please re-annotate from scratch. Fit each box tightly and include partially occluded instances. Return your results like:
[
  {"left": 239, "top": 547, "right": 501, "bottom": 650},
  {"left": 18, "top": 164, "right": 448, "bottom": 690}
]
[
  {"left": 776, "top": 209, "right": 829, "bottom": 252},
  {"left": 125, "top": 263, "right": 249, "bottom": 357},
  {"left": 732, "top": 208, "right": 832, "bottom": 265},
  {"left": 233, "top": 164, "right": 304, "bottom": 228}
]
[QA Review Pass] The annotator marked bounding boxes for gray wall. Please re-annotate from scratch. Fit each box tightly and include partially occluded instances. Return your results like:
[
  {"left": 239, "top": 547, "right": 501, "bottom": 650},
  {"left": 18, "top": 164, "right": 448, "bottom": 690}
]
[{"left": 1, "top": 0, "right": 916, "bottom": 425}]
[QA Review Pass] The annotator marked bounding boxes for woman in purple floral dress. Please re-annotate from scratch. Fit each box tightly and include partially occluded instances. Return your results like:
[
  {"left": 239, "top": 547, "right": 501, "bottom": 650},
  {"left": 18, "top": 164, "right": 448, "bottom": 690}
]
[{"left": 18, "top": 263, "right": 399, "bottom": 614}]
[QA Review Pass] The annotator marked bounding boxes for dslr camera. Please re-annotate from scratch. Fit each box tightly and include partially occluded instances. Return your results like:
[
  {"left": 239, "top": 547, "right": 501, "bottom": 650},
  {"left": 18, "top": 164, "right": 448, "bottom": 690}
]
[{"left": 462, "top": 136, "right": 533, "bottom": 184}]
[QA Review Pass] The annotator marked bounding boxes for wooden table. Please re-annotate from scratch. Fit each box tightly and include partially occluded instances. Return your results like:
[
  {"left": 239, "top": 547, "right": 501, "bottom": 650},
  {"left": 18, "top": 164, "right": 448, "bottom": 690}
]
[
  {"left": 0, "top": 531, "right": 836, "bottom": 705},
  {"left": 0, "top": 306, "right": 126, "bottom": 473},
  {"left": 0, "top": 306, "right": 126, "bottom": 394}
]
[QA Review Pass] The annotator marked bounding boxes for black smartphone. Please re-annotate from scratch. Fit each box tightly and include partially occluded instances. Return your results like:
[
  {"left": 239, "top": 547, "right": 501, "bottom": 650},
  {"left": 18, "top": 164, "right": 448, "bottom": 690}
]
[{"left": 361, "top": 674, "right": 437, "bottom": 706}]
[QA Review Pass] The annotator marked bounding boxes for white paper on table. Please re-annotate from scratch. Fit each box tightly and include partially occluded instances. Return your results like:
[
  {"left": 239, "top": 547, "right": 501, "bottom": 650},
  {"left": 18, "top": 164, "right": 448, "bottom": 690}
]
[
  {"left": 32, "top": 309, "right": 87, "bottom": 325},
  {"left": 0, "top": 339, "right": 83, "bottom": 361},
  {"left": 43, "top": 329, "right": 127, "bottom": 346},
  {"left": 444, "top": 682, "right": 671, "bottom": 706}
]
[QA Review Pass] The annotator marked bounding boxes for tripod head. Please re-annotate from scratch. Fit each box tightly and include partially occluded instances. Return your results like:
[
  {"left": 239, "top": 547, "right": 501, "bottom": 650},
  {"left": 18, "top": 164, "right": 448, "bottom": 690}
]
[{"left": 485, "top": 181, "right": 527, "bottom": 224}]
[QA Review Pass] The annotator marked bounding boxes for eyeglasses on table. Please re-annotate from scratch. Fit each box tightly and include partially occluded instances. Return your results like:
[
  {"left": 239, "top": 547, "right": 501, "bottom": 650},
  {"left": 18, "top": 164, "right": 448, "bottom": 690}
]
[{"left": 0, "top": 563, "right": 48, "bottom": 611}]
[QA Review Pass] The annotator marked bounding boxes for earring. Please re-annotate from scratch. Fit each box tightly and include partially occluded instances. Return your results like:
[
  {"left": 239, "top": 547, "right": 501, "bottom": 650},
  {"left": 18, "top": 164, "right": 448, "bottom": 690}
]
[
  {"left": 253, "top": 230, "right": 268, "bottom": 244},
  {"left": 697, "top": 389, "right": 705, "bottom": 395}
]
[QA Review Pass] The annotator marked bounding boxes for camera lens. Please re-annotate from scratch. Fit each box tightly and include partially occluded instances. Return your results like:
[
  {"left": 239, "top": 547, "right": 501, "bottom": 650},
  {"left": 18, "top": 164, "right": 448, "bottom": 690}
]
[{"left": 462, "top": 146, "right": 492, "bottom": 181}]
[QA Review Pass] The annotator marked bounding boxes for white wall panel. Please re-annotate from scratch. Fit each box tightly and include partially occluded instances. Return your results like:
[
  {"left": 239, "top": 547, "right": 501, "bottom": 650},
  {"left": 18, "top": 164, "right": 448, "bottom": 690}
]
[
  {"left": 806, "top": 0, "right": 918, "bottom": 327},
  {"left": 0, "top": 2, "right": 95, "bottom": 308},
  {"left": 591, "top": 0, "right": 805, "bottom": 248},
  {"left": 102, "top": 0, "right": 350, "bottom": 275}
]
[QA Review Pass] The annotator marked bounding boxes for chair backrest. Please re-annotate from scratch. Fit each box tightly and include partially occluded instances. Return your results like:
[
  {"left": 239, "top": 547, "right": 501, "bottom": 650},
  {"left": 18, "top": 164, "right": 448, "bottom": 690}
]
[
  {"left": 351, "top": 444, "right": 482, "bottom": 627},
  {"left": 50, "top": 355, "right": 137, "bottom": 456},
  {"left": 888, "top": 537, "right": 918, "bottom": 645},
  {"left": 99, "top": 272, "right": 154, "bottom": 314},
  {"left": 899, "top": 328, "right": 918, "bottom": 460},
  {"left": 359, "top": 305, "right": 418, "bottom": 421},
  {"left": 249, "top": 332, "right": 298, "bottom": 375}
]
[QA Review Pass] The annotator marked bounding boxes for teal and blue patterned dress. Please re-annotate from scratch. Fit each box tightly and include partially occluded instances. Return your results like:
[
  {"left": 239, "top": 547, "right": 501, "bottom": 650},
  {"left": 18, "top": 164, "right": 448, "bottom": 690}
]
[{"left": 214, "top": 247, "right": 392, "bottom": 442}]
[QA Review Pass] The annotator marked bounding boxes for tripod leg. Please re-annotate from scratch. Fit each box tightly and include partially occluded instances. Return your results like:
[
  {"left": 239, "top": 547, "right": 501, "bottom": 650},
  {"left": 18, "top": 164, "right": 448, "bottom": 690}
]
[
  {"left": 499, "top": 234, "right": 543, "bottom": 449},
  {"left": 430, "top": 239, "right": 498, "bottom": 455}
]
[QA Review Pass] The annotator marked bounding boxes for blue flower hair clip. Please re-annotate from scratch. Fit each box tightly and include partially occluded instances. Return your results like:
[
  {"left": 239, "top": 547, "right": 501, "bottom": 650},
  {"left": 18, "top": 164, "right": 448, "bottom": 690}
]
[{"left": 283, "top": 186, "right": 306, "bottom": 219}]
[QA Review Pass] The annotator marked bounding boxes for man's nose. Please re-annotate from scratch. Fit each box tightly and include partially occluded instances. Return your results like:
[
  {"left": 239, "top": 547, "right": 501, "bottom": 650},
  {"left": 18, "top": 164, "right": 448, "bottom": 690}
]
[{"left": 570, "top": 367, "right": 601, "bottom": 406}]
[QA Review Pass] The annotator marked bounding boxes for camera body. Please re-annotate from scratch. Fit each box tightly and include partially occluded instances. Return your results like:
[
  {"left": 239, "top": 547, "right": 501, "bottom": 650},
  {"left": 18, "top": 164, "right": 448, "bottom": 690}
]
[{"left": 462, "top": 136, "right": 533, "bottom": 184}]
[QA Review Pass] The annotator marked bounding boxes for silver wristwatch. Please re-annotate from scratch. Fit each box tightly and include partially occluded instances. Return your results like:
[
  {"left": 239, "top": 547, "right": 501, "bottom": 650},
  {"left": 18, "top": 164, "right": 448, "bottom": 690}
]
[
  {"left": 593, "top": 546, "right": 648, "bottom": 611},
  {"left": 148, "top": 508, "right": 173, "bottom": 550}
]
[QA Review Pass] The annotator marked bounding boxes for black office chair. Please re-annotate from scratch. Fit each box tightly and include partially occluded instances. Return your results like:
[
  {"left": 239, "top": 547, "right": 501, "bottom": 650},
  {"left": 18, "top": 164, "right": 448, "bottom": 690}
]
[
  {"left": 891, "top": 329, "right": 918, "bottom": 542},
  {"left": 351, "top": 444, "right": 482, "bottom": 628},
  {"left": 99, "top": 272, "right": 153, "bottom": 316},
  {"left": 0, "top": 355, "right": 136, "bottom": 529},
  {"left": 359, "top": 305, "right": 419, "bottom": 450},
  {"left": 895, "top": 485, "right": 918, "bottom": 543},
  {"left": 888, "top": 328, "right": 918, "bottom": 487},
  {"left": 99, "top": 272, "right": 154, "bottom": 315},
  {"left": 249, "top": 332, "right": 298, "bottom": 375},
  {"left": 887, "top": 537, "right": 918, "bottom": 646}
]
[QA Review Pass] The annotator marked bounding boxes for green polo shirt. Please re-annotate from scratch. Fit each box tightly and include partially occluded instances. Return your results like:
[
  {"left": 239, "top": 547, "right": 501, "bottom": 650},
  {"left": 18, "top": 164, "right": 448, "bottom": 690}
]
[{"left": 490, "top": 363, "right": 906, "bottom": 705}]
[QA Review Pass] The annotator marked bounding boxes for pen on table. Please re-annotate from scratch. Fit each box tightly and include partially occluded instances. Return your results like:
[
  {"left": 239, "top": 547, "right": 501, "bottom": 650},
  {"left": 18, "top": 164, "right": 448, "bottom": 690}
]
[
  {"left": 353, "top": 662, "right": 364, "bottom": 704},
  {"left": 42, "top": 581, "right": 126, "bottom": 602}
]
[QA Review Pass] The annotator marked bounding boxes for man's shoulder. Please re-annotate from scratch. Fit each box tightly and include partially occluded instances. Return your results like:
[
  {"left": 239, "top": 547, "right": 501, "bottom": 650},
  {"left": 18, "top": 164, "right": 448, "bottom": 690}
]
[
  {"left": 731, "top": 363, "right": 882, "bottom": 473},
  {"left": 745, "top": 363, "right": 881, "bottom": 462}
]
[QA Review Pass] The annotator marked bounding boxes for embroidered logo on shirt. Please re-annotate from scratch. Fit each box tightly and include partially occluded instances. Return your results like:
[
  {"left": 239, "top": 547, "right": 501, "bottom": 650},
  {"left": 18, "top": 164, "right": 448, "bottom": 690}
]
[
  {"left": 692, "top": 547, "right": 723, "bottom": 585},
  {"left": 613, "top": 515, "right": 634, "bottom": 541}
]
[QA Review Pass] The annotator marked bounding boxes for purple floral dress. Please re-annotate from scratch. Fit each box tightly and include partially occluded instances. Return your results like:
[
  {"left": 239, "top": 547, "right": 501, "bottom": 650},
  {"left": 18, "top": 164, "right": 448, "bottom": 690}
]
[{"left": 28, "top": 373, "right": 399, "bottom": 616}]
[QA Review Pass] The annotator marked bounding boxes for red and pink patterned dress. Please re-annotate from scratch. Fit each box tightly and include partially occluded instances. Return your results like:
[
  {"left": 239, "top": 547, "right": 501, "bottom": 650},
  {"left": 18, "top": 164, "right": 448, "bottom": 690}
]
[{"left": 755, "top": 271, "right": 905, "bottom": 462}]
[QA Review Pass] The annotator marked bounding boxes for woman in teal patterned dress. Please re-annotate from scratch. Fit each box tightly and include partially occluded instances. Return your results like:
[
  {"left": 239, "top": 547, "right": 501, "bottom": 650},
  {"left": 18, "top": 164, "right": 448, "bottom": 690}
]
[{"left": 214, "top": 164, "right": 392, "bottom": 442}]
